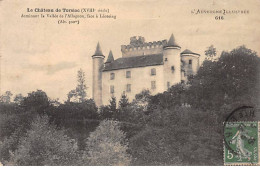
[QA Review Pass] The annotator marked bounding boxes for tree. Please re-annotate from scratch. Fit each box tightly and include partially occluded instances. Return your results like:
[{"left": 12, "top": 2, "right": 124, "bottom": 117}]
[
  {"left": 47, "top": 98, "right": 99, "bottom": 150},
  {"left": 13, "top": 94, "right": 23, "bottom": 105},
  {"left": 119, "top": 93, "right": 130, "bottom": 109},
  {"left": 129, "top": 126, "right": 182, "bottom": 165},
  {"left": 10, "top": 115, "right": 79, "bottom": 166},
  {"left": 133, "top": 89, "right": 151, "bottom": 111},
  {"left": 205, "top": 45, "right": 217, "bottom": 60},
  {"left": 67, "top": 90, "right": 76, "bottom": 102},
  {"left": 128, "top": 106, "right": 222, "bottom": 165},
  {"left": 76, "top": 69, "right": 87, "bottom": 102},
  {"left": 99, "top": 97, "right": 117, "bottom": 120},
  {"left": 85, "top": 120, "right": 131, "bottom": 165},
  {"left": 49, "top": 98, "right": 60, "bottom": 107},
  {"left": 21, "top": 90, "right": 50, "bottom": 114},
  {"left": 109, "top": 96, "right": 117, "bottom": 112},
  {"left": 188, "top": 46, "right": 260, "bottom": 110},
  {"left": 0, "top": 90, "right": 53, "bottom": 163},
  {"left": 0, "top": 101, "right": 35, "bottom": 163},
  {"left": 0, "top": 128, "right": 22, "bottom": 164},
  {"left": 0, "top": 91, "right": 13, "bottom": 103},
  {"left": 67, "top": 69, "right": 87, "bottom": 103},
  {"left": 148, "top": 84, "right": 185, "bottom": 110}
]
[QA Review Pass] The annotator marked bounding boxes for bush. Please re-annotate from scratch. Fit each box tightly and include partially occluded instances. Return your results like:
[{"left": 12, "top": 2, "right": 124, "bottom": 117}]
[
  {"left": 85, "top": 120, "right": 131, "bottom": 166},
  {"left": 10, "top": 115, "right": 79, "bottom": 166}
]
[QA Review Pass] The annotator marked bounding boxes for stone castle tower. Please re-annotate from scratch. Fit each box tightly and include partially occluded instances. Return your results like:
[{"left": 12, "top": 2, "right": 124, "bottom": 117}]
[
  {"left": 163, "top": 34, "right": 182, "bottom": 89},
  {"left": 92, "top": 34, "right": 200, "bottom": 107},
  {"left": 92, "top": 42, "right": 104, "bottom": 107}
]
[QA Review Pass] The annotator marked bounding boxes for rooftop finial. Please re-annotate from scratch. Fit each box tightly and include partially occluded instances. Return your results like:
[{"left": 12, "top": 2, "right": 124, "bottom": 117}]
[
  {"left": 93, "top": 42, "right": 104, "bottom": 56},
  {"left": 105, "top": 50, "right": 114, "bottom": 63}
]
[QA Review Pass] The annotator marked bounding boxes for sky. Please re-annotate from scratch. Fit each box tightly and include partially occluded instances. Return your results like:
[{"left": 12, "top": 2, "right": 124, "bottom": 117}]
[{"left": 0, "top": 0, "right": 260, "bottom": 102}]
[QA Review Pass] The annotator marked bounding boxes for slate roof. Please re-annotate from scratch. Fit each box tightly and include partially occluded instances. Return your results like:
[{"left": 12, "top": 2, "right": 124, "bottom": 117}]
[
  {"left": 105, "top": 50, "right": 114, "bottom": 63},
  {"left": 164, "top": 34, "right": 180, "bottom": 48},
  {"left": 92, "top": 42, "right": 104, "bottom": 56},
  {"left": 181, "top": 49, "right": 200, "bottom": 56},
  {"left": 103, "top": 53, "right": 163, "bottom": 71}
]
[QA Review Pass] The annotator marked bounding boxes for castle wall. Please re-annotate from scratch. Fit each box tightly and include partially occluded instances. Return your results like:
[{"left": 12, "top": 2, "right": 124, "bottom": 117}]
[
  {"left": 163, "top": 47, "right": 182, "bottom": 89},
  {"left": 121, "top": 39, "right": 167, "bottom": 58},
  {"left": 92, "top": 57, "right": 104, "bottom": 107},
  {"left": 102, "top": 65, "right": 164, "bottom": 106},
  {"left": 121, "top": 45, "right": 163, "bottom": 58}
]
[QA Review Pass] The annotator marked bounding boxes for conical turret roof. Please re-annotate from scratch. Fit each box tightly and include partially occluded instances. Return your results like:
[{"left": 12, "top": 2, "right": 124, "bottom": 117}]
[
  {"left": 181, "top": 49, "right": 200, "bottom": 56},
  {"left": 181, "top": 49, "right": 193, "bottom": 54},
  {"left": 105, "top": 50, "right": 114, "bottom": 63},
  {"left": 93, "top": 42, "right": 104, "bottom": 56},
  {"left": 165, "top": 34, "right": 180, "bottom": 48}
]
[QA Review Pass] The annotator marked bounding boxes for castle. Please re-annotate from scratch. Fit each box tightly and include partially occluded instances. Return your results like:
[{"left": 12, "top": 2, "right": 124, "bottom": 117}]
[{"left": 92, "top": 34, "right": 200, "bottom": 107}]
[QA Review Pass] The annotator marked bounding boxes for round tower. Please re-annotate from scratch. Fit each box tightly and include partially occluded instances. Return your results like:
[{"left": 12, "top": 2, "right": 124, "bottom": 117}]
[
  {"left": 163, "top": 34, "right": 181, "bottom": 90},
  {"left": 180, "top": 49, "right": 200, "bottom": 82},
  {"left": 92, "top": 42, "right": 105, "bottom": 107}
]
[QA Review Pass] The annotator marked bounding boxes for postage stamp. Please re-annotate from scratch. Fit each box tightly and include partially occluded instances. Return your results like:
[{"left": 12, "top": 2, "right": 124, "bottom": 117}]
[{"left": 224, "top": 121, "right": 259, "bottom": 165}]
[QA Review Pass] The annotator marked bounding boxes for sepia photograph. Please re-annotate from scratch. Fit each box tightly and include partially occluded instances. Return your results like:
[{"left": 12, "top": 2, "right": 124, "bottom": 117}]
[{"left": 0, "top": 0, "right": 260, "bottom": 166}]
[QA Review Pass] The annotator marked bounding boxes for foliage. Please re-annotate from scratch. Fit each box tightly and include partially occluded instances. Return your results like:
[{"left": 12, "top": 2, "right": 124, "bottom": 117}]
[
  {"left": 148, "top": 84, "right": 185, "bottom": 111},
  {"left": 118, "top": 93, "right": 130, "bottom": 109},
  {"left": 99, "top": 97, "right": 117, "bottom": 120},
  {"left": 21, "top": 90, "right": 50, "bottom": 114},
  {"left": 47, "top": 99, "right": 99, "bottom": 150},
  {"left": 10, "top": 115, "right": 79, "bottom": 166},
  {"left": 187, "top": 46, "right": 260, "bottom": 110},
  {"left": 129, "top": 106, "right": 223, "bottom": 165},
  {"left": 85, "top": 120, "right": 131, "bottom": 166},
  {"left": 133, "top": 89, "right": 151, "bottom": 111},
  {"left": 0, "top": 103, "right": 34, "bottom": 162},
  {"left": 0, "top": 129, "right": 21, "bottom": 164},
  {"left": 205, "top": 45, "right": 217, "bottom": 59},
  {"left": 99, "top": 96, "right": 145, "bottom": 139},
  {"left": 0, "top": 91, "right": 13, "bottom": 103},
  {"left": 13, "top": 94, "right": 23, "bottom": 105},
  {"left": 67, "top": 69, "right": 87, "bottom": 103},
  {"left": 109, "top": 96, "right": 117, "bottom": 112}
]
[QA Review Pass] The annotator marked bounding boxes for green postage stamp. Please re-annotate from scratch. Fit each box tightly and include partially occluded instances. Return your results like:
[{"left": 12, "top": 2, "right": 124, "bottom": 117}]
[{"left": 224, "top": 121, "right": 260, "bottom": 165}]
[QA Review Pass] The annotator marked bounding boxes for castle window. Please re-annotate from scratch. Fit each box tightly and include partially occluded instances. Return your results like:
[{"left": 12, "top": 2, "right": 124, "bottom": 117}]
[
  {"left": 189, "top": 59, "right": 192, "bottom": 65},
  {"left": 110, "top": 85, "right": 114, "bottom": 94},
  {"left": 165, "top": 58, "right": 168, "bottom": 62},
  {"left": 151, "top": 68, "right": 156, "bottom": 76},
  {"left": 181, "top": 60, "right": 185, "bottom": 66},
  {"left": 110, "top": 73, "right": 115, "bottom": 80},
  {"left": 151, "top": 81, "right": 156, "bottom": 89},
  {"left": 126, "top": 84, "right": 131, "bottom": 92},
  {"left": 126, "top": 71, "right": 131, "bottom": 78},
  {"left": 167, "top": 82, "right": 171, "bottom": 89},
  {"left": 171, "top": 66, "right": 175, "bottom": 73}
]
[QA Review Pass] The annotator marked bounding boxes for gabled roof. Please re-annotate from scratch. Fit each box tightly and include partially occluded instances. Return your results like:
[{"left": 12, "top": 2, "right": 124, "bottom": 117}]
[
  {"left": 103, "top": 54, "right": 163, "bottom": 71},
  {"left": 181, "top": 49, "right": 200, "bottom": 56},
  {"left": 105, "top": 50, "right": 114, "bottom": 63},
  {"left": 164, "top": 34, "right": 180, "bottom": 48},
  {"left": 93, "top": 42, "right": 104, "bottom": 56}
]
